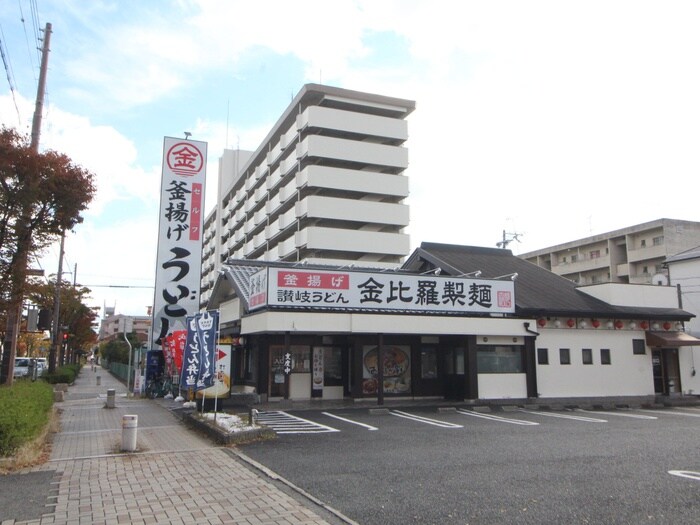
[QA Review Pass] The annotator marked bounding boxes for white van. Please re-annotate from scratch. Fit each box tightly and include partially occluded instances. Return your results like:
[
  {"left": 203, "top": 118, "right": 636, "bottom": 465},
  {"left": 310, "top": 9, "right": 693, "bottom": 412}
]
[{"left": 13, "top": 357, "right": 31, "bottom": 377}]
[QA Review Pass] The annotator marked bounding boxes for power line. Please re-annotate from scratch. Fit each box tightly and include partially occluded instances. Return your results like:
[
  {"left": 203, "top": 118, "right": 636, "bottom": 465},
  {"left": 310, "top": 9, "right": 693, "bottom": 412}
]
[
  {"left": 0, "top": 24, "right": 22, "bottom": 124},
  {"left": 17, "top": 0, "right": 38, "bottom": 83}
]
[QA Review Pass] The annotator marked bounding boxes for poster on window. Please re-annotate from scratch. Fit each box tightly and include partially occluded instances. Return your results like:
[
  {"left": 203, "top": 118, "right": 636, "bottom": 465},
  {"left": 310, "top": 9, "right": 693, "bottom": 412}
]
[
  {"left": 362, "top": 345, "right": 411, "bottom": 395},
  {"left": 312, "top": 347, "right": 323, "bottom": 391}
]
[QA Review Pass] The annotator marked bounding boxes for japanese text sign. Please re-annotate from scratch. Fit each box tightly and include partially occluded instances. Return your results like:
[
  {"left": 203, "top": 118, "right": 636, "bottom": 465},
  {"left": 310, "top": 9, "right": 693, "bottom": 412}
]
[
  {"left": 255, "top": 268, "right": 515, "bottom": 314},
  {"left": 151, "top": 137, "right": 207, "bottom": 349}
]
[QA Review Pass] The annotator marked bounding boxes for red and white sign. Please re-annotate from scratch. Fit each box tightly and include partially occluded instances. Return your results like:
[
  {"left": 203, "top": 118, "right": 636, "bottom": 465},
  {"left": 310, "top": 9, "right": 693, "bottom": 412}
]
[
  {"left": 252, "top": 267, "right": 516, "bottom": 315},
  {"left": 150, "top": 137, "right": 208, "bottom": 350}
]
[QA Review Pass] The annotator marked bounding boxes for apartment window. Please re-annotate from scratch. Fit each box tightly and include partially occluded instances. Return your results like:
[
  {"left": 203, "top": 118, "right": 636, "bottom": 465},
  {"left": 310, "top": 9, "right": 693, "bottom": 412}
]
[
  {"left": 571, "top": 254, "right": 578, "bottom": 263},
  {"left": 582, "top": 348, "right": 593, "bottom": 365},
  {"left": 559, "top": 348, "right": 571, "bottom": 365},
  {"left": 641, "top": 239, "right": 646, "bottom": 247},
  {"left": 562, "top": 256, "right": 567, "bottom": 263},
  {"left": 537, "top": 348, "right": 549, "bottom": 365},
  {"left": 632, "top": 339, "right": 646, "bottom": 355},
  {"left": 652, "top": 235, "right": 664, "bottom": 246},
  {"left": 600, "top": 348, "right": 611, "bottom": 365},
  {"left": 590, "top": 250, "right": 600, "bottom": 259}
]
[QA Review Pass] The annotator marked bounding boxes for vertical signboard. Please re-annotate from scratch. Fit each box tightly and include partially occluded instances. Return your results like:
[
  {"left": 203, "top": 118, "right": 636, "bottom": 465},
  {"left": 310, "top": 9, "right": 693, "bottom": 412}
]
[{"left": 150, "top": 137, "right": 207, "bottom": 350}]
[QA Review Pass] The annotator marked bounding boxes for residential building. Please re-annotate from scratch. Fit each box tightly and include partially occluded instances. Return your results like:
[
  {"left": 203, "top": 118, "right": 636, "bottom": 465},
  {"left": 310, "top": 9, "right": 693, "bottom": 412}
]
[
  {"left": 520, "top": 218, "right": 700, "bottom": 285},
  {"left": 98, "top": 314, "right": 151, "bottom": 345},
  {"left": 200, "top": 84, "right": 416, "bottom": 307},
  {"left": 665, "top": 246, "right": 700, "bottom": 394}
]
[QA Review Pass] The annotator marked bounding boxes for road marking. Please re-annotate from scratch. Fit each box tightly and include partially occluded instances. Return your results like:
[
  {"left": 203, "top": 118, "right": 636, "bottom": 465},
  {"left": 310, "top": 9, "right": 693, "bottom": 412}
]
[
  {"left": 390, "top": 410, "right": 463, "bottom": 428},
  {"left": 575, "top": 409, "right": 658, "bottom": 420},
  {"left": 255, "top": 411, "right": 340, "bottom": 434},
  {"left": 640, "top": 409, "right": 700, "bottom": 418},
  {"left": 322, "top": 412, "right": 378, "bottom": 431},
  {"left": 517, "top": 409, "right": 607, "bottom": 423},
  {"left": 456, "top": 409, "right": 539, "bottom": 425},
  {"left": 669, "top": 470, "right": 700, "bottom": 481}
]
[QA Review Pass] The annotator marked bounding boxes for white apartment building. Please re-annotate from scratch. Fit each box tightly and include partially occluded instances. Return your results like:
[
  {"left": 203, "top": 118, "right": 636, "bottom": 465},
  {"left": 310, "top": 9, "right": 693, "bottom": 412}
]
[
  {"left": 520, "top": 218, "right": 700, "bottom": 286},
  {"left": 200, "top": 84, "right": 415, "bottom": 306}
]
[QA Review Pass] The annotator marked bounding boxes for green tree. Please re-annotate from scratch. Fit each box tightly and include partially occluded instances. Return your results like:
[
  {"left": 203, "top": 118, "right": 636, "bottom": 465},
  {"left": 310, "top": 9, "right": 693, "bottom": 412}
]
[
  {"left": 98, "top": 332, "right": 142, "bottom": 366},
  {"left": 0, "top": 127, "right": 96, "bottom": 384},
  {"left": 25, "top": 279, "right": 98, "bottom": 365}
]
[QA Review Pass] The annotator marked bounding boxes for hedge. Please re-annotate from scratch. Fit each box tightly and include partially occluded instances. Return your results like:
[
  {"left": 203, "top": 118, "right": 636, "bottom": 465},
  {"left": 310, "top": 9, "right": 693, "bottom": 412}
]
[
  {"left": 43, "top": 363, "right": 82, "bottom": 385},
  {"left": 0, "top": 380, "right": 54, "bottom": 456}
]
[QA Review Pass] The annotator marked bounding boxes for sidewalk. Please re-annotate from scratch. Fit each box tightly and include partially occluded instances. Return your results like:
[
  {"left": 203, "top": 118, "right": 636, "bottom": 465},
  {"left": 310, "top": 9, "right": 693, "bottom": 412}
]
[{"left": 1, "top": 366, "right": 349, "bottom": 525}]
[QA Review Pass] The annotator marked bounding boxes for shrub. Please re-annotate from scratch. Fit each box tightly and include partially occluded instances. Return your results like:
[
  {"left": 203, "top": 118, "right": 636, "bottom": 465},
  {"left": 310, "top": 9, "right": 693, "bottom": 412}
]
[
  {"left": 0, "top": 380, "right": 54, "bottom": 456},
  {"left": 43, "top": 363, "right": 81, "bottom": 385}
]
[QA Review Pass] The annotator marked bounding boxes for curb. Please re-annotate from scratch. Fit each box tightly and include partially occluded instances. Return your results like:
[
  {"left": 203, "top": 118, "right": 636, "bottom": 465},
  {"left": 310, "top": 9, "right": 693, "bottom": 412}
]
[{"left": 171, "top": 408, "right": 276, "bottom": 445}]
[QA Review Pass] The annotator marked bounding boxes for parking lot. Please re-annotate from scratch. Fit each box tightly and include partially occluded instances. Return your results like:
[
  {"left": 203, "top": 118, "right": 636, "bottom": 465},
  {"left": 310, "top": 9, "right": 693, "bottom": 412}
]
[{"left": 241, "top": 405, "right": 700, "bottom": 524}]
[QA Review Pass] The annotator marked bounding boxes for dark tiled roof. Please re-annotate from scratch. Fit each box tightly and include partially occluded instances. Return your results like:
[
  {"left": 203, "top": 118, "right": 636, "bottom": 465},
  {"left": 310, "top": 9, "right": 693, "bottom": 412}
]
[{"left": 406, "top": 242, "right": 692, "bottom": 320}]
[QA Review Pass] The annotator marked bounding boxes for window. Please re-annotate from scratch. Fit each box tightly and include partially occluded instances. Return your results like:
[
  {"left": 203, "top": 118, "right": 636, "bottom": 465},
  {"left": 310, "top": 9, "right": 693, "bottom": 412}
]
[
  {"left": 571, "top": 254, "right": 578, "bottom": 263},
  {"left": 560, "top": 348, "right": 571, "bottom": 365},
  {"left": 632, "top": 339, "right": 646, "bottom": 355},
  {"left": 477, "top": 346, "right": 524, "bottom": 373},
  {"left": 653, "top": 235, "right": 664, "bottom": 246},
  {"left": 582, "top": 348, "right": 593, "bottom": 365},
  {"left": 600, "top": 348, "right": 611, "bottom": 365},
  {"left": 420, "top": 347, "right": 438, "bottom": 379},
  {"left": 590, "top": 250, "right": 600, "bottom": 259},
  {"left": 323, "top": 347, "right": 343, "bottom": 386},
  {"left": 641, "top": 239, "right": 646, "bottom": 247},
  {"left": 537, "top": 348, "right": 549, "bottom": 365}
]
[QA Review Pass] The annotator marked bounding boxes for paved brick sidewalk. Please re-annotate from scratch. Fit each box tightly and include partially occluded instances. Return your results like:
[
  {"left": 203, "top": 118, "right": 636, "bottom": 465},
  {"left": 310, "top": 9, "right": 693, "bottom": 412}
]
[{"left": 4, "top": 366, "right": 344, "bottom": 525}]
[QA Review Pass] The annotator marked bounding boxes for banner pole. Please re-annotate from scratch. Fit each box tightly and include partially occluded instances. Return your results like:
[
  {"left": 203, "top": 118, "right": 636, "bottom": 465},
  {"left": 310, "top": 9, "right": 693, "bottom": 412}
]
[{"left": 213, "top": 309, "right": 220, "bottom": 420}]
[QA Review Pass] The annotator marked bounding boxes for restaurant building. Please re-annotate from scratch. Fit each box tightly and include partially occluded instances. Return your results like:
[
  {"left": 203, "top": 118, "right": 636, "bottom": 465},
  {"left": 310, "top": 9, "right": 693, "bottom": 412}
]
[{"left": 207, "top": 243, "right": 698, "bottom": 403}]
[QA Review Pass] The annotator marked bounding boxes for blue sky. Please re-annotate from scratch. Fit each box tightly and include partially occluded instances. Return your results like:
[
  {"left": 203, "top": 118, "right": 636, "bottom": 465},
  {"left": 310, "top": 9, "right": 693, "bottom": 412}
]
[{"left": 2, "top": 0, "right": 700, "bottom": 316}]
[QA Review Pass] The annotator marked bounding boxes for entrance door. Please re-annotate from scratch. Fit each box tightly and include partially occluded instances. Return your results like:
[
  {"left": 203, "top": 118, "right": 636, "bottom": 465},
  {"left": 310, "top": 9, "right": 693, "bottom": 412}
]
[
  {"left": 652, "top": 348, "right": 681, "bottom": 395},
  {"left": 269, "top": 346, "right": 286, "bottom": 398},
  {"left": 443, "top": 347, "right": 466, "bottom": 400}
]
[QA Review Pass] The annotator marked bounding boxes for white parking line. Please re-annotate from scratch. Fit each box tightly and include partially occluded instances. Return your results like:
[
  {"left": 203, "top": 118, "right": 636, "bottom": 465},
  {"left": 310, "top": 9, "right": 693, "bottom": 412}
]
[
  {"left": 640, "top": 409, "right": 700, "bottom": 418},
  {"left": 575, "top": 409, "right": 658, "bottom": 420},
  {"left": 517, "top": 409, "right": 607, "bottom": 423},
  {"left": 456, "top": 409, "right": 539, "bottom": 425},
  {"left": 322, "top": 412, "right": 378, "bottom": 431},
  {"left": 256, "top": 411, "right": 340, "bottom": 434},
  {"left": 669, "top": 470, "right": 700, "bottom": 481},
  {"left": 390, "top": 410, "right": 463, "bottom": 428}
]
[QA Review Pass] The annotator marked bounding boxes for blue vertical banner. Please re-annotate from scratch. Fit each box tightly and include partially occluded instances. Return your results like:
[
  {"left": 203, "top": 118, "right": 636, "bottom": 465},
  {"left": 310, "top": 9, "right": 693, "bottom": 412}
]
[{"left": 180, "top": 311, "right": 219, "bottom": 391}]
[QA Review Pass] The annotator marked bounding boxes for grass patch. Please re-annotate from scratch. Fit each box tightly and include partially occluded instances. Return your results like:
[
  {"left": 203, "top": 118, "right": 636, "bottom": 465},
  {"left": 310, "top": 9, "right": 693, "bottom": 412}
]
[{"left": 0, "top": 380, "right": 55, "bottom": 460}]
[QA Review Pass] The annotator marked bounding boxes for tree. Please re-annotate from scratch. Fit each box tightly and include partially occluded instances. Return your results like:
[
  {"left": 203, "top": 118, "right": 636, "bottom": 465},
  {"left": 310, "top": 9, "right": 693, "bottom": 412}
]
[
  {"left": 25, "top": 279, "right": 98, "bottom": 365},
  {"left": 0, "top": 127, "right": 96, "bottom": 384}
]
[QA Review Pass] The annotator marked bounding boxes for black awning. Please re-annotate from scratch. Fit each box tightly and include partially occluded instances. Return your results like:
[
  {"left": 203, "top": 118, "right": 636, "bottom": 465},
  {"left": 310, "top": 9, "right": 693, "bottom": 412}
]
[{"left": 645, "top": 331, "right": 700, "bottom": 348}]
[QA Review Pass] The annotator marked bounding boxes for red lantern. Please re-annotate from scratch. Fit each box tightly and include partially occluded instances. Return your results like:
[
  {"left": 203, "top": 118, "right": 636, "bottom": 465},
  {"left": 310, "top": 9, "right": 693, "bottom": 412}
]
[
  {"left": 614, "top": 320, "right": 624, "bottom": 329},
  {"left": 592, "top": 319, "right": 600, "bottom": 328},
  {"left": 537, "top": 318, "right": 547, "bottom": 327},
  {"left": 663, "top": 322, "right": 671, "bottom": 331},
  {"left": 640, "top": 321, "right": 649, "bottom": 330},
  {"left": 567, "top": 318, "right": 575, "bottom": 328}
]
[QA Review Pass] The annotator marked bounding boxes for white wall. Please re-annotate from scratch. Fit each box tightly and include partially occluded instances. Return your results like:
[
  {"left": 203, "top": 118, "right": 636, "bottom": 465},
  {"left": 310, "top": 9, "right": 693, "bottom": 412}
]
[
  {"left": 479, "top": 374, "right": 527, "bottom": 399},
  {"left": 535, "top": 328, "right": 655, "bottom": 397}
]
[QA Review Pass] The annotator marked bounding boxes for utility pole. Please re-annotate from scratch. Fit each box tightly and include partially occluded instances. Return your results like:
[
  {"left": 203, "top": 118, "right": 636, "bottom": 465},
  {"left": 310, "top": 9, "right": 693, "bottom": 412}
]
[
  {"left": 1, "top": 23, "right": 52, "bottom": 384},
  {"left": 49, "top": 230, "right": 64, "bottom": 373}
]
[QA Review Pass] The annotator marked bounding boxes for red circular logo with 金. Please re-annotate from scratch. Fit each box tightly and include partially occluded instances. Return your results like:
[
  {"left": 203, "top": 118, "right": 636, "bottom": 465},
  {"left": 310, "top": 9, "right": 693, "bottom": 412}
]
[{"left": 167, "top": 142, "right": 204, "bottom": 176}]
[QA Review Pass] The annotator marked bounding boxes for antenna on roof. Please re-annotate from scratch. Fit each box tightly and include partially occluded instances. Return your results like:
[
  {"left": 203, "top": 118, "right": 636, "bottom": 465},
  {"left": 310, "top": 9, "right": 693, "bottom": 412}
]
[{"left": 496, "top": 230, "right": 523, "bottom": 249}]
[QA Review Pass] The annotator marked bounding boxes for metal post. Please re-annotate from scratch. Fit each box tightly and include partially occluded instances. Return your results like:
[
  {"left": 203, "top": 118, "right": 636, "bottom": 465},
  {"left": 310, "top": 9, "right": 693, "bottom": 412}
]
[{"left": 121, "top": 415, "right": 138, "bottom": 451}]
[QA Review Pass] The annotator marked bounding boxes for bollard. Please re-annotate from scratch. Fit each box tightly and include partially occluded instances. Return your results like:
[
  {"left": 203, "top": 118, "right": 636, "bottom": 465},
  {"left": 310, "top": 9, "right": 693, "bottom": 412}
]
[
  {"left": 106, "top": 388, "right": 115, "bottom": 408},
  {"left": 96, "top": 375, "right": 101, "bottom": 386},
  {"left": 248, "top": 407, "right": 258, "bottom": 426},
  {"left": 121, "top": 415, "right": 138, "bottom": 452}
]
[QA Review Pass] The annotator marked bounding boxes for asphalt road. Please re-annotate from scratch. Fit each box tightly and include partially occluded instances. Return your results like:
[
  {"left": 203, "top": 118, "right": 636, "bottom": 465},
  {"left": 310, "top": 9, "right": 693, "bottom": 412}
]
[{"left": 240, "top": 406, "right": 700, "bottom": 525}]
